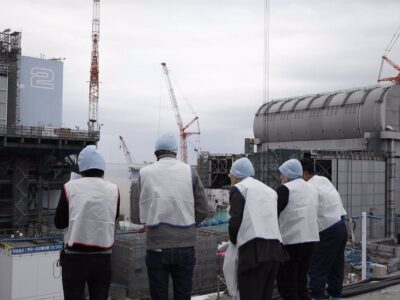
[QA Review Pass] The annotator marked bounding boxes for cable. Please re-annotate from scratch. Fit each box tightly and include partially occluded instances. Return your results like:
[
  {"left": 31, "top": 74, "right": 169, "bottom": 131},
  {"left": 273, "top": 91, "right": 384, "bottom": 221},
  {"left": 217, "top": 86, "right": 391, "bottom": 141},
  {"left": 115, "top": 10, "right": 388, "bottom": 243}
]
[
  {"left": 263, "top": 0, "right": 270, "bottom": 104},
  {"left": 157, "top": 70, "right": 163, "bottom": 137},
  {"left": 383, "top": 24, "right": 400, "bottom": 56}
]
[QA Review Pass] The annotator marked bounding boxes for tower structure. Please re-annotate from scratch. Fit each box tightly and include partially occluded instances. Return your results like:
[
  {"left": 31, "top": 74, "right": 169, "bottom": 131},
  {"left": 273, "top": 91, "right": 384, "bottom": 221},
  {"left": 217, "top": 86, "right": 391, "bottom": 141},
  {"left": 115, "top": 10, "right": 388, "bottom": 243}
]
[{"left": 88, "top": 0, "right": 100, "bottom": 132}]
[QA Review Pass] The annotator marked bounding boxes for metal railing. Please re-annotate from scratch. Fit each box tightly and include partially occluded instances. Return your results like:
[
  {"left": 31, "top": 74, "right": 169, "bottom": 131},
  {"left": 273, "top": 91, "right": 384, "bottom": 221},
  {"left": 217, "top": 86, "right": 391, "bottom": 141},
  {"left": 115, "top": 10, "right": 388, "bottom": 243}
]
[{"left": 0, "top": 125, "right": 100, "bottom": 141}]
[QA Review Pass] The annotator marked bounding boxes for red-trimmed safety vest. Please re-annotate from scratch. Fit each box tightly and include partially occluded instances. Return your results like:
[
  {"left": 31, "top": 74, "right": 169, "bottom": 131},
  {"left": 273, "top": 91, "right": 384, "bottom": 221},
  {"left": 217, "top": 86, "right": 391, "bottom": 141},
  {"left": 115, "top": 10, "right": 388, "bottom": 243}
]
[{"left": 64, "top": 177, "right": 118, "bottom": 248}]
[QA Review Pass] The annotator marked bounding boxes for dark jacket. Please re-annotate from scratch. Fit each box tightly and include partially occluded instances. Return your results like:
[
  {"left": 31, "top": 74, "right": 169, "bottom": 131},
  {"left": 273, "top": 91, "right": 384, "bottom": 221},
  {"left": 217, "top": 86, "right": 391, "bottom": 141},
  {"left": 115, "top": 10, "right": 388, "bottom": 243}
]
[{"left": 228, "top": 185, "right": 288, "bottom": 274}]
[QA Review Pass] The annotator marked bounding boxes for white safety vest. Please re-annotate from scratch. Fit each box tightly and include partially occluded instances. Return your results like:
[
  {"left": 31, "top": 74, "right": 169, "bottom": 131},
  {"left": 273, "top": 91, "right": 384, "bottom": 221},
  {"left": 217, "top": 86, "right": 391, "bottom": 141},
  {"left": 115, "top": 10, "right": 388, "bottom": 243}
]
[
  {"left": 308, "top": 175, "right": 347, "bottom": 232},
  {"left": 63, "top": 177, "right": 119, "bottom": 248},
  {"left": 279, "top": 179, "right": 320, "bottom": 245},
  {"left": 235, "top": 177, "right": 282, "bottom": 247},
  {"left": 139, "top": 157, "right": 195, "bottom": 227}
]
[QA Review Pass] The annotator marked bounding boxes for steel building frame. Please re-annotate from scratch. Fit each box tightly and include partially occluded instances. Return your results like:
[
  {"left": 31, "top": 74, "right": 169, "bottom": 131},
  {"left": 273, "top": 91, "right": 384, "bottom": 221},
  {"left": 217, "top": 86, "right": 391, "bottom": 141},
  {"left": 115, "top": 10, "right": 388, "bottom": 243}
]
[
  {"left": 197, "top": 152, "right": 241, "bottom": 188},
  {"left": 0, "top": 28, "right": 100, "bottom": 237}
]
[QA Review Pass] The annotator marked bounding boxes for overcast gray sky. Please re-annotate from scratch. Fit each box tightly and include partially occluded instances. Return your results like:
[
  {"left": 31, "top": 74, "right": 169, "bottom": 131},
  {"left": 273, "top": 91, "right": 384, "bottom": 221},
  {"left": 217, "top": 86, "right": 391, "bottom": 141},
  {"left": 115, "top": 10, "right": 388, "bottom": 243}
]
[{"left": 2, "top": 0, "right": 400, "bottom": 164}]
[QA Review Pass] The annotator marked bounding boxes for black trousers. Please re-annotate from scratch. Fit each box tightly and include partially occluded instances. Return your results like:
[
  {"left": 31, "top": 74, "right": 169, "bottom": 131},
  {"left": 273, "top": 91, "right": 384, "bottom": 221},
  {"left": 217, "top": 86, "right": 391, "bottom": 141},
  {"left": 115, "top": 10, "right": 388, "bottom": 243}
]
[
  {"left": 309, "top": 220, "right": 348, "bottom": 299},
  {"left": 277, "top": 242, "right": 315, "bottom": 300},
  {"left": 61, "top": 253, "right": 111, "bottom": 300},
  {"left": 238, "top": 262, "right": 280, "bottom": 300},
  {"left": 145, "top": 247, "right": 196, "bottom": 300}
]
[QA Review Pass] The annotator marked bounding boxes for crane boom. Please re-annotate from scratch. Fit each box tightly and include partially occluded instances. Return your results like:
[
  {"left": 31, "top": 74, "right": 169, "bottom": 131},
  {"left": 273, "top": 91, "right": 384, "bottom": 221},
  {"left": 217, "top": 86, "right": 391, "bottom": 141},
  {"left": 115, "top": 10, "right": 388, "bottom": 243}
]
[
  {"left": 88, "top": 0, "right": 100, "bottom": 131},
  {"left": 119, "top": 136, "right": 134, "bottom": 166},
  {"left": 160, "top": 62, "right": 200, "bottom": 163},
  {"left": 378, "top": 56, "right": 400, "bottom": 85},
  {"left": 382, "top": 55, "right": 400, "bottom": 72},
  {"left": 161, "top": 63, "right": 184, "bottom": 129}
]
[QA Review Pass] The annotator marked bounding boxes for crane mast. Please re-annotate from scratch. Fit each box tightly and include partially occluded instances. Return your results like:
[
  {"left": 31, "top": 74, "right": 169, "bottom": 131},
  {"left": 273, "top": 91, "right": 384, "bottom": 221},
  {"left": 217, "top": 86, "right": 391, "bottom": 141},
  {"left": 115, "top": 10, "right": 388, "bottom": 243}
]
[
  {"left": 88, "top": 0, "right": 100, "bottom": 131},
  {"left": 161, "top": 62, "right": 199, "bottom": 163}
]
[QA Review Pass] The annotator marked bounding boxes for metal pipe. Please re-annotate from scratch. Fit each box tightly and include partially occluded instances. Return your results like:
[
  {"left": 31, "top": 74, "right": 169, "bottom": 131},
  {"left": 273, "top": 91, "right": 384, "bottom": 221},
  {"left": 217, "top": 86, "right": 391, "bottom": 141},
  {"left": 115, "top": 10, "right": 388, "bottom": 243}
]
[
  {"left": 362, "top": 211, "right": 367, "bottom": 280},
  {"left": 388, "top": 139, "right": 396, "bottom": 239}
]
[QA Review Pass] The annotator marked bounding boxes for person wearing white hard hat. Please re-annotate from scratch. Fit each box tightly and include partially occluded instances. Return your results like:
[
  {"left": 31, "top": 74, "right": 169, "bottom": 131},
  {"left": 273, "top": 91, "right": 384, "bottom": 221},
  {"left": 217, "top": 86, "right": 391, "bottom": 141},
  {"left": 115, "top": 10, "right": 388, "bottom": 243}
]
[
  {"left": 224, "top": 157, "right": 287, "bottom": 300},
  {"left": 275, "top": 159, "right": 319, "bottom": 300},
  {"left": 139, "top": 133, "right": 208, "bottom": 300},
  {"left": 54, "top": 145, "right": 120, "bottom": 300},
  {"left": 301, "top": 158, "right": 347, "bottom": 300}
]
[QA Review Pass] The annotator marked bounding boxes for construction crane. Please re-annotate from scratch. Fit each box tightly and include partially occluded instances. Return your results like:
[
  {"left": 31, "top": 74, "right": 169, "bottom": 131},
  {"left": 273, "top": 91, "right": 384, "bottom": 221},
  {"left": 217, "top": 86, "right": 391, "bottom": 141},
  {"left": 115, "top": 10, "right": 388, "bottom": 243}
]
[
  {"left": 161, "top": 62, "right": 200, "bottom": 163},
  {"left": 118, "top": 136, "right": 139, "bottom": 180},
  {"left": 378, "top": 26, "right": 400, "bottom": 85},
  {"left": 88, "top": 0, "right": 100, "bottom": 132},
  {"left": 378, "top": 56, "right": 400, "bottom": 84},
  {"left": 119, "top": 136, "right": 135, "bottom": 167}
]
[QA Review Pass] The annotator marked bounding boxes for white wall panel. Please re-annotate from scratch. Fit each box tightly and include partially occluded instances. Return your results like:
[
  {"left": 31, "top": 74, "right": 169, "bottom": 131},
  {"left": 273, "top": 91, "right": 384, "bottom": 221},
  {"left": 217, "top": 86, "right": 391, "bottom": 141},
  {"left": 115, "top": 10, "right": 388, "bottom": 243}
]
[{"left": 18, "top": 56, "right": 63, "bottom": 127}]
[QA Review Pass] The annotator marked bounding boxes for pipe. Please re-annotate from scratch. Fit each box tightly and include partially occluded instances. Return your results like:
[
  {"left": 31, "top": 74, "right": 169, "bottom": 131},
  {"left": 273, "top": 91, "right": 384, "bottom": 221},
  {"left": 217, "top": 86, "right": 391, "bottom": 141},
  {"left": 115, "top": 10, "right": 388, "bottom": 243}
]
[
  {"left": 388, "top": 138, "right": 396, "bottom": 239},
  {"left": 361, "top": 212, "right": 367, "bottom": 280}
]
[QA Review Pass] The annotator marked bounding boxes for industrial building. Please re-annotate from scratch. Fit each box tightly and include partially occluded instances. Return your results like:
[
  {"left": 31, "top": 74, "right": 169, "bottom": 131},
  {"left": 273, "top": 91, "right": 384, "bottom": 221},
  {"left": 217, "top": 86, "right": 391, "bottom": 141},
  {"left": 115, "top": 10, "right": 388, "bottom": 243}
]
[
  {"left": 250, "top": 84, "right": 400, "bottom": 240},
  {"left": 0, "top": 29, "right": 98, "bottom": 236}
]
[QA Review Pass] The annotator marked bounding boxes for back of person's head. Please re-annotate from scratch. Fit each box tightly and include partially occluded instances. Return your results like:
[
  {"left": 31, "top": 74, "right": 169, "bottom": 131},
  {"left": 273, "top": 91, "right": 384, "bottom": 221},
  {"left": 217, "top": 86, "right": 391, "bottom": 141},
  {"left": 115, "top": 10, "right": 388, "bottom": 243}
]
[
  {"left": 279, "top": 159, "right": 303, "bottom": 180},
  {"left": 78, "top": 145, "right": 105, "bottom": 177},
  {"left": 154, "top": 133, "right": 178, "bottom": 158},
  {"left": 300, "top": 157, "right": 315, "bottom": 175},
  {"left": 230, "top": 157, "right": 255, "bottom": 179}
]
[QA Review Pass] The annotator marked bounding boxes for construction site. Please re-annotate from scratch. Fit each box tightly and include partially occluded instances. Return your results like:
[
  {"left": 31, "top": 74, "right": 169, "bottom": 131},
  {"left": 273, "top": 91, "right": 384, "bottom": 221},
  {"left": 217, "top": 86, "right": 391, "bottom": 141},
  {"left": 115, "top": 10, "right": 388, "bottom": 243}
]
[{"left": 1, "top": 0, "right": 400, "bottom": 299}]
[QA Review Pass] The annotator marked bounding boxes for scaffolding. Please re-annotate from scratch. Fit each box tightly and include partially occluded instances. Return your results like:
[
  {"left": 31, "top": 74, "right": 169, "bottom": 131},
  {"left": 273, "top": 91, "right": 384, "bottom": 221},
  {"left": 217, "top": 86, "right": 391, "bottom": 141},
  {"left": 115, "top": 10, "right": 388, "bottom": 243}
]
[
  {"left": 0, "top": 133, "right": 98, "bottom": 236},
  {"left": 0, "top": 28, "right": 101, "bottom": 237},
  {"left": 0, "top": 29, "right": 21, "bottom": 63},
  {"left": 0, "top": 29, "right": 21, "bottom": 127},
  {"left": 248, "top": 149, "right": 388, "bottom": 240},
  {"left": 249, "top": 149, "right": 301, "bottom": 189},
  {"left": 197, "top": 152, "right": 242, "bottom": 188}
]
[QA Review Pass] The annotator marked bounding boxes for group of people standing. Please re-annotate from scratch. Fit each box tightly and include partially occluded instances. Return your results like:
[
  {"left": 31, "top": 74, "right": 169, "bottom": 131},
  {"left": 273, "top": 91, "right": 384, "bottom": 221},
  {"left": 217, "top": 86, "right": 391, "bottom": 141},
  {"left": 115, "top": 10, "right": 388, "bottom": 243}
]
[
  {"left": 55, "top": 133, "right": 209, "bottom": 300},
  {"left": 54, "top": 132, "right": 347, "bottom": 300},
  {"left": 225, "top": 157, "right": 348, "bottom": 300}
]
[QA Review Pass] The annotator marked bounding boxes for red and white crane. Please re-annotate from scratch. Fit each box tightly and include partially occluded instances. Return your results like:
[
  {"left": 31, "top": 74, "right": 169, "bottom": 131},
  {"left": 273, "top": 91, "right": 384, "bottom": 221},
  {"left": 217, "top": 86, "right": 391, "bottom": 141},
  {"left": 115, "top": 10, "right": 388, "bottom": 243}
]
[
  {"left": 378, "top": 26, "right": 400, "bottom": 85},
  {"left": 88, "top": 0, "right": 100, "bottom": 131},
  {"left": 378, "top": 55, "right": 400, "bottom": 85},
  {"left": 161, "top": 62, "right": 200, "bottom": 163}
]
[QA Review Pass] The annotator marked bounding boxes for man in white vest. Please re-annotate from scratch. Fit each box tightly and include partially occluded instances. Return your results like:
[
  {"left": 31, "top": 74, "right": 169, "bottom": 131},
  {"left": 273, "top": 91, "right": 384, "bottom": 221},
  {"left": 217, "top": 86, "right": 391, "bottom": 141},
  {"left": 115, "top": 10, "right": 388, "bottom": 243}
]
[
  {"left": 54, "top": 145, "right": 120, "bottom": 300},
  {"left": 139, "top": 133, "right": 208, "bottom": 300},
  {"left": 227, "top": 157, "right": 288, "bottom": 300},
  {"left": 276, "top": 159, "right": 319, "bottom": 300},
  {"left": 301, "top": 158, "right": 348, "bottom": 300}
]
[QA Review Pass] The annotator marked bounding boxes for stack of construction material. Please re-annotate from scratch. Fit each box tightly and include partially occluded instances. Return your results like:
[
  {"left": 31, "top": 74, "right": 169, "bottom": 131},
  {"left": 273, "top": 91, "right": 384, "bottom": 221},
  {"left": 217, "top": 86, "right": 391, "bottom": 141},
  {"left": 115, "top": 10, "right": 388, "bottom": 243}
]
[
  {"left": 192, "top": 230, "right": 218, "bottom": 295},
  {"left": 111, "top": 233, "right": 149, "bottom": 299},
  {"left": 367, "top": 238, "right": 400, "bottom": 273},
  {"left": 111, "top": 228, "right": 229, "bottom": 299}
]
